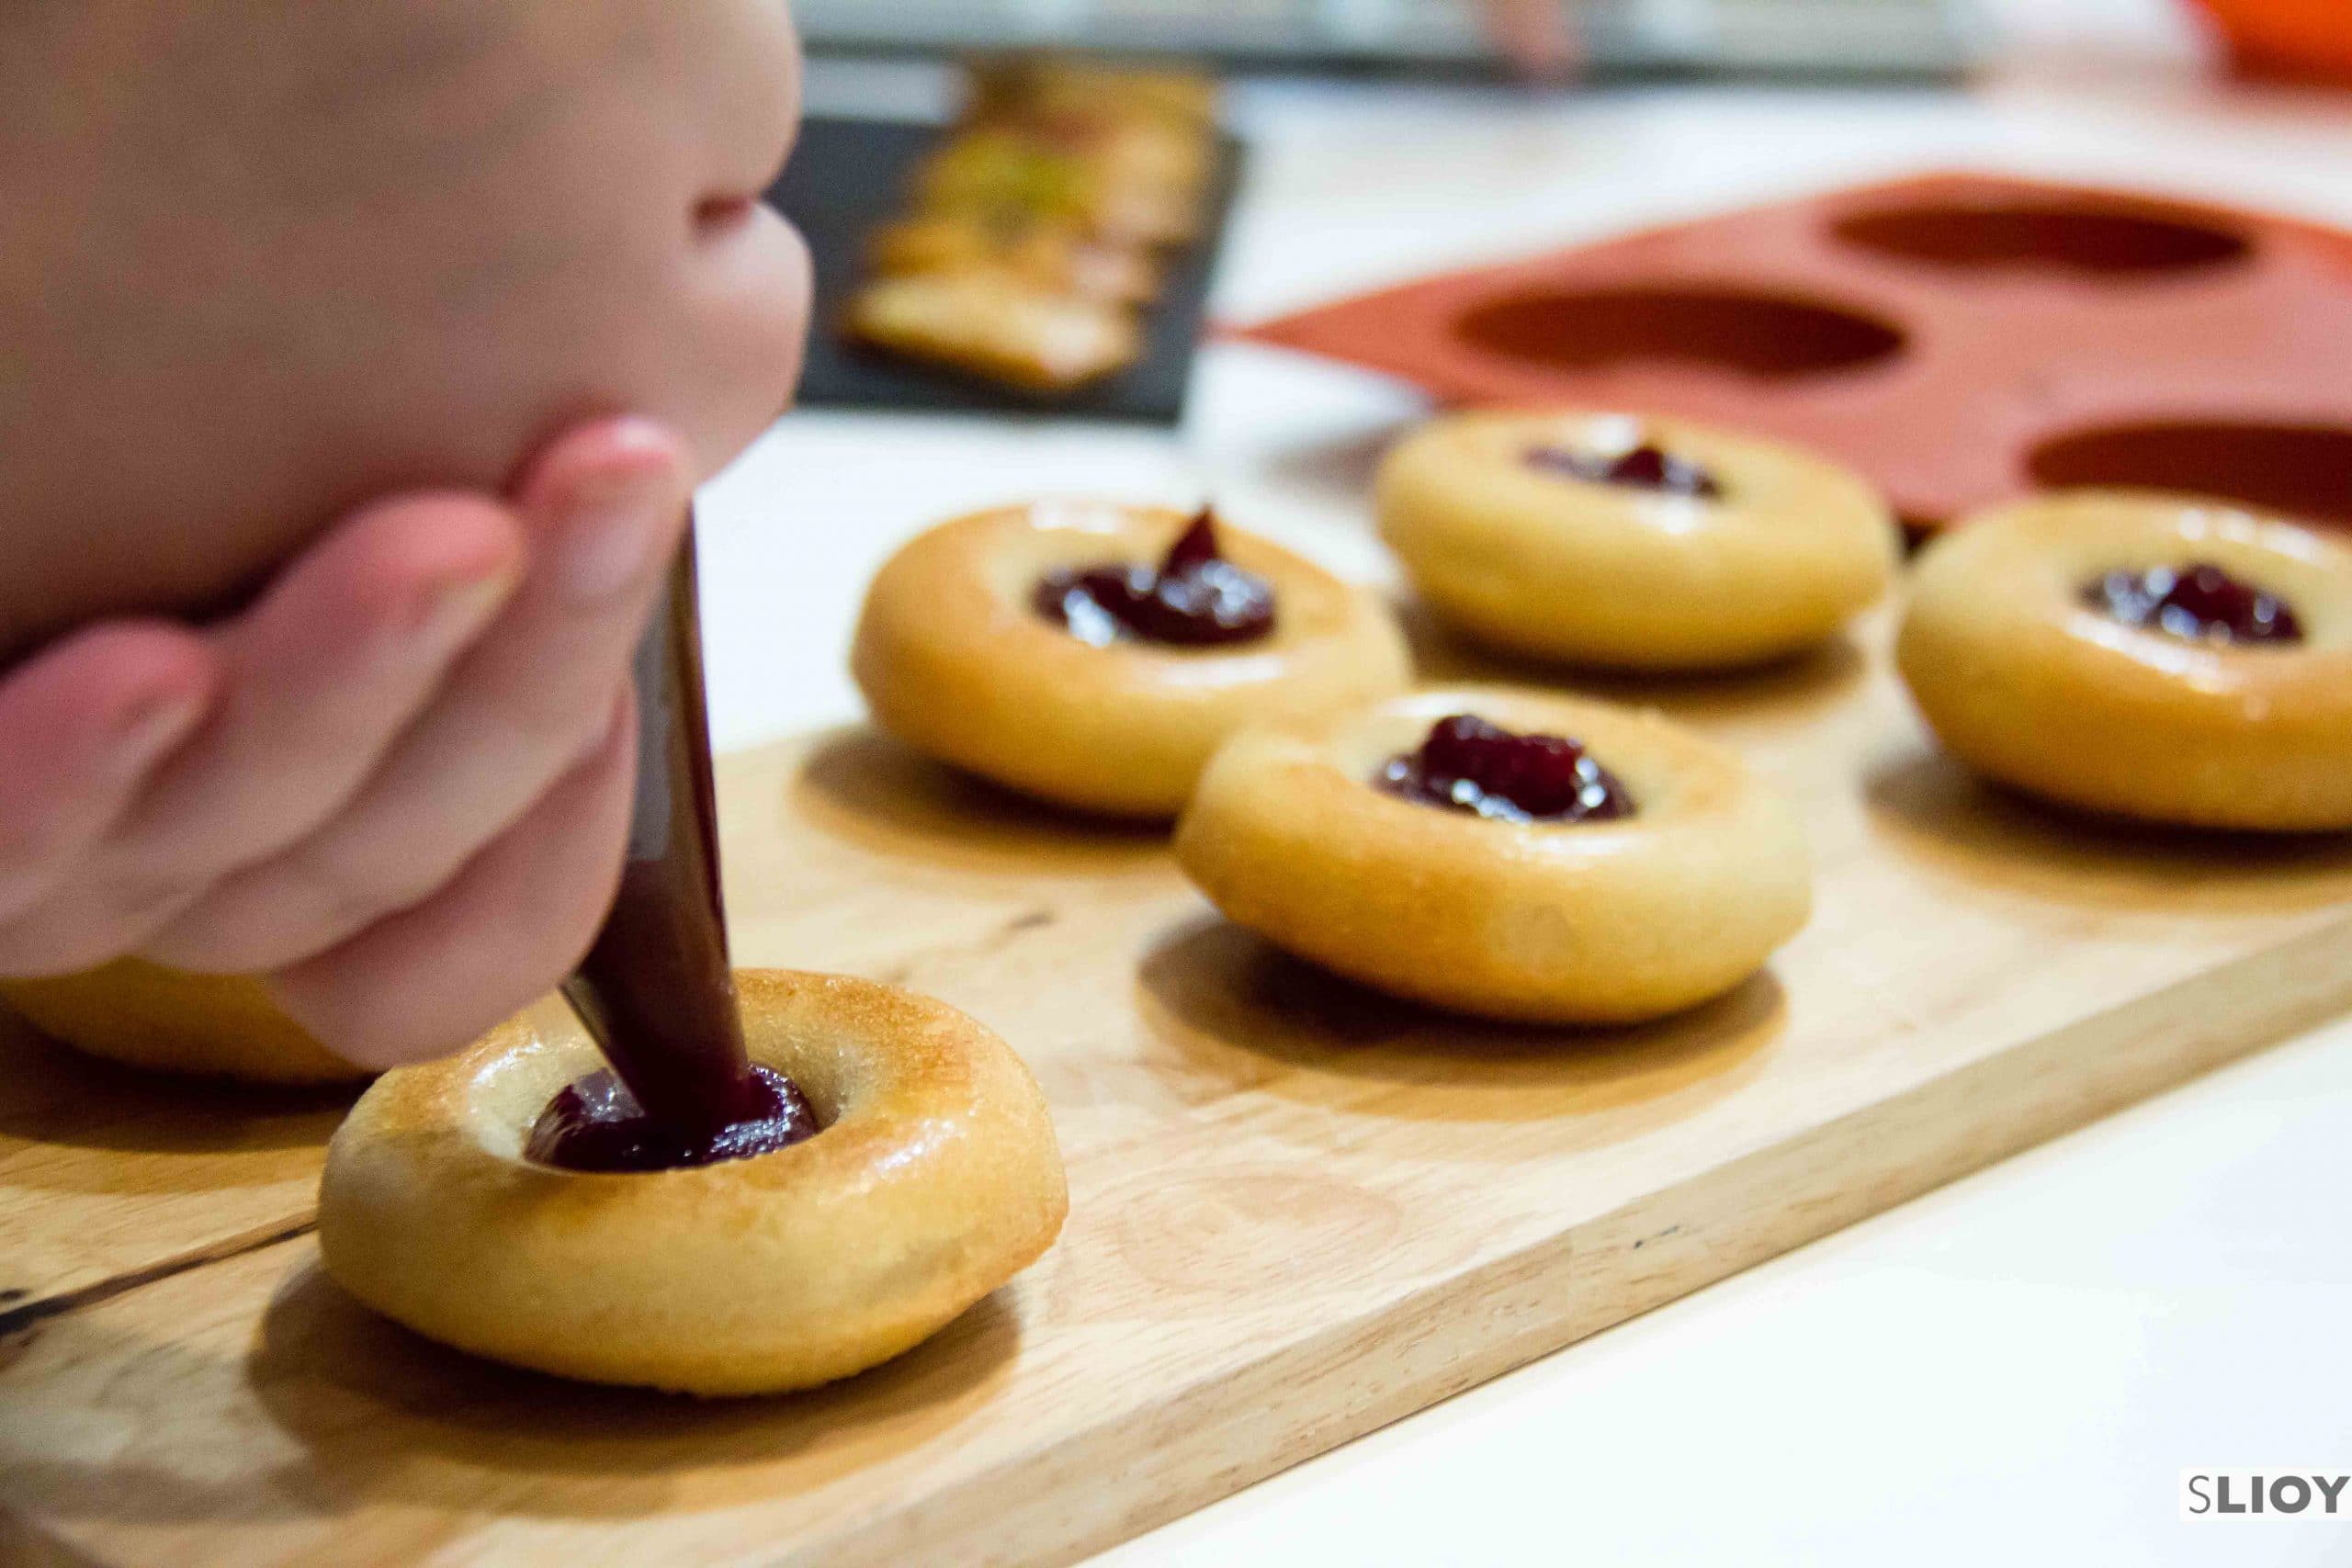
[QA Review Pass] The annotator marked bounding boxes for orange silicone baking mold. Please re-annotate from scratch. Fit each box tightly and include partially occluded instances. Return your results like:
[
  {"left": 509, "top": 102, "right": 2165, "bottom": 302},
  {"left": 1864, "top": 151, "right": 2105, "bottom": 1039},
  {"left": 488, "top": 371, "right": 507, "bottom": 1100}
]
[{"left": 1233, "top": 172, "right": 2352, "bottom": 531}]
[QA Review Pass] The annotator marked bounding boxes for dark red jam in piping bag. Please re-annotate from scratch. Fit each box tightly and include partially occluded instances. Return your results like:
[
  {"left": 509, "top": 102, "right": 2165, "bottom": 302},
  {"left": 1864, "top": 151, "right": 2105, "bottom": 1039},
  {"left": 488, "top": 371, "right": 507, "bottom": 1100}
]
[
  {"left": 1376, "top": 714, "right": 1636, "bottom": 825},
  {"left": 1526, "top": 443, "right": 1723, "bottom": 501},
  {"left": 1033, "top": 508, "right": 1276, "bottom": 647},
  {"left": 526, "top": 1064, "right": 815, "bottom": 1174},
  {"left": 527, "top": 531, "right": 819, "bottom": 1172},
  {"left": 2082, "top": 560, "right": 2303, "bottom": 646}
]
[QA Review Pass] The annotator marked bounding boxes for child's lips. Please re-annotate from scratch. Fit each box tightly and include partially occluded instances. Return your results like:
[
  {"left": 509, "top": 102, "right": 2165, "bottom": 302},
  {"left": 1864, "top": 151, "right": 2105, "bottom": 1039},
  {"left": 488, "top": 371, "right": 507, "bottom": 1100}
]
[{"left": 693, "top": 193, "right": 761, "bottom": 239}]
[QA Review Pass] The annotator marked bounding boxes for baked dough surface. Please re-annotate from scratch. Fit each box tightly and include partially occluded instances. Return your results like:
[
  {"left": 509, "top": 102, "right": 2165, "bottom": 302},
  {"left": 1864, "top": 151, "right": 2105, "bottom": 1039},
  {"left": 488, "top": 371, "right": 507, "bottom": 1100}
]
[
  {"left": 853, "top": 502, "right": 1411, "bottom": 818},
  {"left": 1175, "top": 686, "right": 1812, "bottom": 1023},
  {"left": 320, "top": 969, "right": 1068, "bottom": 1395},
  {"left": 1896, "top": 491, "right": 2352, "bottom": 831},
  {"left": 0, "top": 959, "right": 363, "bottom": 1084},
  {"left": 1377, "top": 410, "right": 1897, "bottom": 670}
]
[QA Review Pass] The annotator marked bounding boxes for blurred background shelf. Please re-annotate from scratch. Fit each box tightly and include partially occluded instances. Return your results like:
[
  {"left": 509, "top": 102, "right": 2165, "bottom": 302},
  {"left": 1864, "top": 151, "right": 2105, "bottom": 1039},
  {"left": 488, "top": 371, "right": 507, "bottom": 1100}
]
[{"left": 794, "top": 0, "right": 1985, "bottom": 78}]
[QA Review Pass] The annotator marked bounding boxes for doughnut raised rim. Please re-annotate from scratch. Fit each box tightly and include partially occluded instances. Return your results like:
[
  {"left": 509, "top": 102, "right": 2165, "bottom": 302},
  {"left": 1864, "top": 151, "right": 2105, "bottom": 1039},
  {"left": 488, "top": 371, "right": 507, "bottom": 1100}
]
[
  {"left": 1376, "top": 410, "right": 1899, "bottom": 670},
  {"left": 0, "top": 960, "right": 364, "bottom": 1084},
  {"left": 1895, "top": 489, "right": 2352, "bottom": 831},
  {"left": 1173, "top": 687, "right": 1812, "bottom": 1023},
  {"left": 852, "top": 502, "right": 1412, "bottom": 818},
  {"left": 319, "top": 969, "right": 1068, "bottom": 1395}
]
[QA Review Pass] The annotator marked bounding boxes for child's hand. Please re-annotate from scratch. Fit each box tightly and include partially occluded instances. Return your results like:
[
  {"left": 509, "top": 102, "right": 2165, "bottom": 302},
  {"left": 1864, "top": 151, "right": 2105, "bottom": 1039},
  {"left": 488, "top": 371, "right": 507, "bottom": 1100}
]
[{"left": 0, "top": 417, "right": 695, "bottom": 1070}]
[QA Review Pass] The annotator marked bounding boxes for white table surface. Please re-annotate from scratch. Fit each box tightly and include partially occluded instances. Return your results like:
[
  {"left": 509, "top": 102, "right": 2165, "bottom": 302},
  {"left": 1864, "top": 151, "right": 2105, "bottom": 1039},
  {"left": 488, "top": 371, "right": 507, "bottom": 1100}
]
[{"left": 696, "top": 12, "right": 2352, "bottom": 1562}]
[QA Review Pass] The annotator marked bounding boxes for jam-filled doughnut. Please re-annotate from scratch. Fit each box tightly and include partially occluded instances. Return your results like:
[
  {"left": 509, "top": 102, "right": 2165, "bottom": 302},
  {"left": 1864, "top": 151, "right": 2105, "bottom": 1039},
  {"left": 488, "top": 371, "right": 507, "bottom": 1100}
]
[
  {"left": 319, "top": 970, "right": 1066, "bottom": 1395},
  {"left": 852, "top": 502, "right": 1412, "bottom": 818},
  {"left": 1897, "top": 491, "right": 2352, "bottom": 831},
  {"left": 1376, "top": 411, "right": 1899, "bottom": 670},
  {"left": 0, "top": 960, "right": 364, "bottom": 1083},
  {"left": 1174, "top": 687, "right": 1811, "bottom": 1023}
]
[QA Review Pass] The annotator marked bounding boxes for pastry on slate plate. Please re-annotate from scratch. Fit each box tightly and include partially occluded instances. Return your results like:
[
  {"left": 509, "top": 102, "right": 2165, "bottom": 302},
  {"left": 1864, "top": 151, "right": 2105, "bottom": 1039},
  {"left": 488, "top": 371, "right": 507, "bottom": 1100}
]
[
  {"left": 844, "top": 57, "right": 1217, "bottom": 394},
  {"left": 915, "top": 126, "right": 1204, "bottom": 252},
  {"left": 1898, "top": 490, "right": 2352, "bottom": 831},
  {"left": 0, "top": 959, "right": 366, "bottom": 1084},
  {"left": 867, "top": 210, "right": 1161, "bottom": 306},
  {"left": 967, "top": 57, "right": 1222, "bottom": 145},
  {"left": 853, "top": 502, "right": 1412, "bottom": 818},
  {"left": 1377, "top": 411, "right": 1899, "bottom": 671},
  {"left": 846, "top": 270, "right": 1142, "bottom": 395},
  {"left": 320, "top": 969, "right": 1067, "bottom": 1395},
  {"left": 1175, "top": 687, "right": 1811, "bottom": 1023}
]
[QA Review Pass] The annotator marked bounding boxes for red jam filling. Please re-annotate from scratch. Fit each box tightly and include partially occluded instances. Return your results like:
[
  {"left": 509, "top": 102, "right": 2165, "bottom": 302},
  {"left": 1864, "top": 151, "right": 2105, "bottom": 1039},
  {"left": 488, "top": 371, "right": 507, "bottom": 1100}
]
[
  {"left": 1033, "top": 509, "right": 1277, "bottom": 647},
  {"left": 2083, "top": 561, "right": 2303, "bottom": 646},
  {"left": 525, "top": 1063, "right": 818, "bottom": 1173},
  {"left": 1526, "top": 442, "right": 1723, "bottom": 501},
  {"left": 1376, "top": 714, "right": 1636, "bottom": 825}
]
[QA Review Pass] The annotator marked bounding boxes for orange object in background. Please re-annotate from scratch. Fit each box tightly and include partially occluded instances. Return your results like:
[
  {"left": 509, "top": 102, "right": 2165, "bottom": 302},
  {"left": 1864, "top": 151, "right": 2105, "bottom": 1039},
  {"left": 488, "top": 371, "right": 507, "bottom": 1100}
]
[
  {"left": 1234, "top": 172, "right": 2352, "bottom": 533},
  {"left": 2193, "top": 0, "right": 2352, "bottom": 83}
]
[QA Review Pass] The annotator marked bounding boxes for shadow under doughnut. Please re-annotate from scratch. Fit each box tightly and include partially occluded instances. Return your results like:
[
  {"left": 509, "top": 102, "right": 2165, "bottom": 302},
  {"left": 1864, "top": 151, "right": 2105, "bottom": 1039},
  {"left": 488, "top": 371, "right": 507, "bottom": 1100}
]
[
  {"left": 1134, "top": 915, "right": 1784, "bottom": 1146},
  {"left": 790, "top": 727, "right": 1170, "bottom": 878}
]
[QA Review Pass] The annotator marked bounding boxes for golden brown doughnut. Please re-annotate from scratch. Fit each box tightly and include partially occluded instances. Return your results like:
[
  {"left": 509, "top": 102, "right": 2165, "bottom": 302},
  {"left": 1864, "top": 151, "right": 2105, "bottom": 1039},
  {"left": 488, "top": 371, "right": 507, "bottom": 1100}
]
[
  {"left": 0, "top": 959, "right": 363, "bottom": 1083},
  {"left": 852, "top": 502, "right": 1413, "bottom": 818},
  {"left": 1174, "top": 687, "right": 1811, "bottom": 1022},
  {"left": 1376, "top": 411, "right": 1899, "bottom": 670},
  {"left": 1896, "top": 490, "right": 2352, "bottom": 831},
  {"left": 319, "top": 969, "right": 1067, "bottom": 1396}
]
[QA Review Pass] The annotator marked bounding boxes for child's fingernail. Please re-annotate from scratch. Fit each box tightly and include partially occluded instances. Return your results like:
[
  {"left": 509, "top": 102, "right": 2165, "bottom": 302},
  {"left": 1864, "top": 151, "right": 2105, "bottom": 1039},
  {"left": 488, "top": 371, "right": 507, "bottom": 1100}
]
[
  {"left": 556, "top": 468, "right": 683, "bottom": 606},
  {"left": 415, "top": 567, "right": 520, "bottom": 649},
  {"left": 113, "top": 690, "right": 207, "bottom": 766}
]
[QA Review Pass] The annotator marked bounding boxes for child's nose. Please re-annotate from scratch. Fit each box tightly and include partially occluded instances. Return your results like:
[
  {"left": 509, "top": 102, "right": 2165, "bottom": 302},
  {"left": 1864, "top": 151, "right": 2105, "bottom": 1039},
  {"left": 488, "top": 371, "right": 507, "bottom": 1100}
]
[{"left": 696, "top": 0, "right": 803, "bottom": 232}]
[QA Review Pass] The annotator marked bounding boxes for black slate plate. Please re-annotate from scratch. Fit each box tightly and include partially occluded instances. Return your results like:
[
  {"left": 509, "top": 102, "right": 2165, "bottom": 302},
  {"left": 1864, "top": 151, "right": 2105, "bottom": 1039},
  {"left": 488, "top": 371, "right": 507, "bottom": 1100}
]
[{"left": 768, "top": 116, "right": 1243, "bottom": 423}]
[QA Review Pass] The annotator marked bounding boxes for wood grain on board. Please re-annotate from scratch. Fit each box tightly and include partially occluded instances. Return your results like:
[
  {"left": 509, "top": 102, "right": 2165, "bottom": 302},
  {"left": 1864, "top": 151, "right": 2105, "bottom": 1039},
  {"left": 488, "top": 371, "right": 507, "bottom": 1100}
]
[
  {"left": 0, "top": 998, "right": 577, "bottom": 1333},
  {"left": 0, "top": 1010, "right": 342, "bottom": 1330},
  {"left": 6, "top": 610, "right": 2352, "bottom": 1565}
]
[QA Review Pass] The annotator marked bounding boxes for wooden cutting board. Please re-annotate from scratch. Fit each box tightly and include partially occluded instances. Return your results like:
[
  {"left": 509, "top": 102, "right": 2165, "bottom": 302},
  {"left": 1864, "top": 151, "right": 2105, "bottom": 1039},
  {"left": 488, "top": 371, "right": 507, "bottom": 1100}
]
[{"left": 6, "top": 610, "right": 2352, "bottom": 1567}]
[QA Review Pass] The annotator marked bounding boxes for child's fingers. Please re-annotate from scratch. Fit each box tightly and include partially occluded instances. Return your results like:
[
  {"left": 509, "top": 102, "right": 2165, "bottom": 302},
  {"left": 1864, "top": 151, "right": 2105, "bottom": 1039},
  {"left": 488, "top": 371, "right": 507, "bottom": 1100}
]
[
  {"left": 0, "top": 624, "right": 216, "bottom": 940},
  {"left": 141, "top": 418, "right": 688, "bottom": 975},
  {"left": 266, "top": 683, "right": 637, "bottom": 1071},
  {"left": 5, "top": 494, "right": 526, "bottom": 976}
]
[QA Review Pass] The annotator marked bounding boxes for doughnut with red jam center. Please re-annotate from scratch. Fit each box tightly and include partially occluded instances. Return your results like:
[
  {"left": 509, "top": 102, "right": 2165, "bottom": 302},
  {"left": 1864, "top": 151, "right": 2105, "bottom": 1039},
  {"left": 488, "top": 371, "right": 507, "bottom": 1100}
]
[
  {"left": 853, "top": 502, "right": 1411, "bottom": 818},
  {"left": 1377, "top": 411, "right": 1898, "bottom": 671},
  {"left": 1175, "top": 687, "right": 1812, "bottom": 1023},
  {"left": 319, "top": 970, "right": 1067, "bottom": 1395},
  {"left": 1897, "top": 490, "right": 2352, "bottom": 831}
]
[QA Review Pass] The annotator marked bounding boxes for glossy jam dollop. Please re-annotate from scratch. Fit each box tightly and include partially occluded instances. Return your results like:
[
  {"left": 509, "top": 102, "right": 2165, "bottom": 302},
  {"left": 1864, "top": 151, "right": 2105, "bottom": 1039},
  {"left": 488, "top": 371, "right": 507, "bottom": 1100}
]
[
  {"left": 526, "top": 1063, "right": 819, "bottom": 1173},
  {"left": 1527, "top": 442, "right": 1723, "bottom": 501},
  {"left": 1033, "top": 509, "right": 1276, "bottom": 647},
  {"left": 1376, "top": 714, "right": 1636, "bottom": 825},
  {"left": 2083, "top": 560, "right": 2303, "bottom": 646}
]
